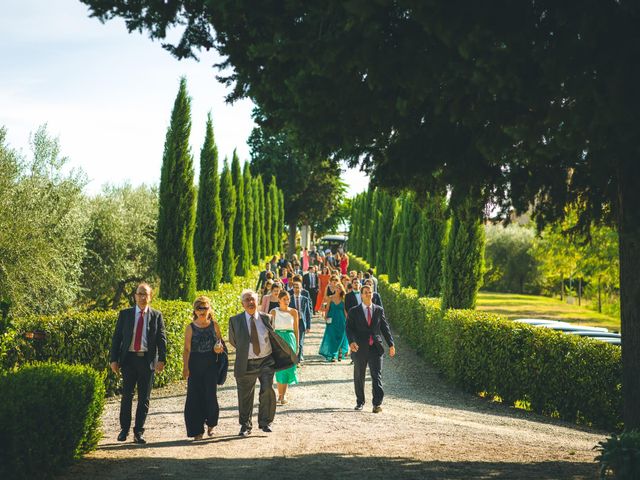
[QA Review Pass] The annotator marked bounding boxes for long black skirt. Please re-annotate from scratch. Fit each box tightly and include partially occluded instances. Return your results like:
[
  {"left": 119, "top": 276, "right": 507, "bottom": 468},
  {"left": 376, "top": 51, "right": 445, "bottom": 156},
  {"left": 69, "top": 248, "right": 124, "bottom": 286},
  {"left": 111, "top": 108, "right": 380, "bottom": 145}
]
[{"left": 184, "top": 352, "right": 220, "bottom": 437}]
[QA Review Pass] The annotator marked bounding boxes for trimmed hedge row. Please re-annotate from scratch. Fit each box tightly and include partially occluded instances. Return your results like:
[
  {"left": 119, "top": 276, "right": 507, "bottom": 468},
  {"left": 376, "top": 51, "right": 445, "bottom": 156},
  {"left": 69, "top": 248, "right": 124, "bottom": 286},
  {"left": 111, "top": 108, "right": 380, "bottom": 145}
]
[
  {"left": 0, "top": 362, "right": 105, "bottom": 479},
  {"left": 0, "top": 266, "right": 259, "bottom": 396},
  {"left": 351, "top": 256, "right": 622, "bottom": 429}
]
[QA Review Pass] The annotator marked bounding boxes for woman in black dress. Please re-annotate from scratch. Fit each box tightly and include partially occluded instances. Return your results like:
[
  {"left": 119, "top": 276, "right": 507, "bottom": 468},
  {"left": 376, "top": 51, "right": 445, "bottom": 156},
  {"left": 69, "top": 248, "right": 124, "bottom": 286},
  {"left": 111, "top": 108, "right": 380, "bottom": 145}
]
[{"left": 183, "top": 296, "right": 225, "bottom": 440}]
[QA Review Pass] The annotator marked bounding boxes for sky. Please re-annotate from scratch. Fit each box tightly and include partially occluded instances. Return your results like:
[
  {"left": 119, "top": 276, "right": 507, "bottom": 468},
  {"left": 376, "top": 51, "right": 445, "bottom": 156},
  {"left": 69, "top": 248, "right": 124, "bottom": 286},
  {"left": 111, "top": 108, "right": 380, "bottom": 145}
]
[{"left": 0, "top": 0, "right": 369, "bottom": 196}]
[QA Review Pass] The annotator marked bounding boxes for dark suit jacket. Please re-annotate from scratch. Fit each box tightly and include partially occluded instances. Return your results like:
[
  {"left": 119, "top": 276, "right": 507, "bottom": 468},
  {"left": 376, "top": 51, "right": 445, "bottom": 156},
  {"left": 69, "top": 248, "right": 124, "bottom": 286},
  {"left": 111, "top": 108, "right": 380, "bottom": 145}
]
[
  {"left": 345, "top": 290, "right": 362, "bottom": 314},
  {"left": 372, "top": 292, "right": 383, "bottom": 309},
  {"left": 109, "top": 307, "right": 167, "bottom": 370},
  {"left": 286, "top": 286, "right": 310, "bottom": 301},
  {"left": 228, "top": 311, "right": 296, "bottom": 377},
  {"left": 256, "top": 269, "right": 269, "bottom": 291},
  {"left": 346, "top": 303, "right": 394, "bottom": 355},
  {"left": 289, "top": 295, "right": 312, "bottom": 332},
  {"left": 303, "top": 272, "right": 319, "bottom": 291}
]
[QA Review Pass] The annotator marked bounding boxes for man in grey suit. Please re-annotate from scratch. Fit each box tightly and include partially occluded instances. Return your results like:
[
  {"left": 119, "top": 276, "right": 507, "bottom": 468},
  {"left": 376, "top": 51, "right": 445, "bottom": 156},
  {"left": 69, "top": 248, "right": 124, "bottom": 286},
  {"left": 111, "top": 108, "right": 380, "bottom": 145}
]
[{"left": 228, "top": 289, "right": 296, "bottom": 436}]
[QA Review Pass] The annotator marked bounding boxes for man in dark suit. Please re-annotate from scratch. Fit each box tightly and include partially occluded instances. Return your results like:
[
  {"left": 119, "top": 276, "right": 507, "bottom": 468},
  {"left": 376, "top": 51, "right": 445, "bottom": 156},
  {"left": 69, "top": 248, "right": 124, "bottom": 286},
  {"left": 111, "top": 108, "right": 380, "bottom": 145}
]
[
  {"left": 110, "top": 283, "right": 167, "bottom": 444},
  {"left": 364, "top": 279, "right": 383, "bottom": 308},
  {"left": 256, "top": 261, "right": 271, "bottom": 292},
  {"left": 345, "top": 279, "right": 362, "bottom": 313},
  {"left": 303, "top": 266, "right": 319, "bottom": 312},
  {"left": 228, "top": 289, "right": 296, "bottom": 436},
  {"left": 346, "top": 284, "right": 395, "bottom": 413},
  {"left": 290, "top": 281, "right": 312, "bottom": 363}
]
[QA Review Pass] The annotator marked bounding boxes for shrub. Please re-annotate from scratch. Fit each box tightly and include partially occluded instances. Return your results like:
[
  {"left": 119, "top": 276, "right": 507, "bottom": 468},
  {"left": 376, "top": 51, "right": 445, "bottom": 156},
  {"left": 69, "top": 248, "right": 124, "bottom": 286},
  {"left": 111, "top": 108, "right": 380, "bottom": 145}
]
[
  {"left": 350, "top": 255, "right": 622, "bottom": 429},
  {"left": 0, "top": 362, "right": 105, "bottom": 479},
  {"left": 0, "top": 266, "right": 259, "bottom": 396},
  {"left": 596, "top": 430, "right": 640, "bottom": 479}
]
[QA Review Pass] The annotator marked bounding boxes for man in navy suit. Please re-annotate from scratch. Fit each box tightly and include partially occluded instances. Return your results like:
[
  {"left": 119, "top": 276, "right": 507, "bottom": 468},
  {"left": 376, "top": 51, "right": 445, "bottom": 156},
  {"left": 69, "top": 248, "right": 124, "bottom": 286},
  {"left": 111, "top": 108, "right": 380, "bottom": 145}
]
[
  {"left": 345, "top": 278, "right": 362, "bottom": 313},
  {"left": 346, "top": 284, "right": 395, "bottom": 413},
  {"left": 110, "top": 283, "right": 167, "bottom": 444},
  {"left": 290, "top": 281, "right": 312, "bottom": 363},
  {"left": 303, "top": 266, "right": 319, "bottom": 311}
]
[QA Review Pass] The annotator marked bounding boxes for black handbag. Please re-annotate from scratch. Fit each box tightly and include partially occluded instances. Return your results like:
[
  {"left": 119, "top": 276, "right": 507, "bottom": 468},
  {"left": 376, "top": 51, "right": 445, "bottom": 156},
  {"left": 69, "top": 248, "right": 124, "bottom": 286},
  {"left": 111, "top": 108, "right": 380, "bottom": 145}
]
[{"left": 216, "top": 339, "right": 229, "bottom": 386}]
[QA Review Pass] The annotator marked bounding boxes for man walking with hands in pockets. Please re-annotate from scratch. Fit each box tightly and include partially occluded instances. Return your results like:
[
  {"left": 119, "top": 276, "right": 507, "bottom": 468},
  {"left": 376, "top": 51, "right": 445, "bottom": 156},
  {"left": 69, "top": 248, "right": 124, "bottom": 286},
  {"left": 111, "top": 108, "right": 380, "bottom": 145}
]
[{"left": 346, "top": 284, "right": 395, "bottom": 413}]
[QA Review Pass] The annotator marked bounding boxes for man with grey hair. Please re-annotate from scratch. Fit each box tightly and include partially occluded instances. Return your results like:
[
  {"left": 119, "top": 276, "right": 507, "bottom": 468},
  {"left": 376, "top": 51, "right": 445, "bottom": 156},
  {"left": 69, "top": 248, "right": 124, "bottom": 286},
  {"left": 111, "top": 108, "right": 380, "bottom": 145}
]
[{"left": 228, "top": 289, "right": 296, "bottom": 436}]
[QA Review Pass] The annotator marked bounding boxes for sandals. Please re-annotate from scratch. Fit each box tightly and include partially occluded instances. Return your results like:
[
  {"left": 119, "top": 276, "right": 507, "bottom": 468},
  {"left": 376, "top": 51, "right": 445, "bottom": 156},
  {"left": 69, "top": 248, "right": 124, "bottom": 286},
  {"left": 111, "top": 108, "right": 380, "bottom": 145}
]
[{"left": 207, "top": 426, "right": 215, "bottom": 437}]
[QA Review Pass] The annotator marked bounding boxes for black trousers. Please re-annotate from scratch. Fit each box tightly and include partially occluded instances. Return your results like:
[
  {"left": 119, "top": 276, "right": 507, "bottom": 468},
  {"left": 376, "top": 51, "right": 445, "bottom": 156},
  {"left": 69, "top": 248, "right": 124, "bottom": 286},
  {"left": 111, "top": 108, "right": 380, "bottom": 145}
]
[
  {"left": 236, "top": 356, "right": 276, "bottom": 429},
  {"left": 352, "top": 347, "right": 384, "bottom": 407},
  {"left": 120, "top": 353, "right": 154, "bottom": 434},
  {"left": 184, "top": 352, "right": 220, "bottom": 437}
]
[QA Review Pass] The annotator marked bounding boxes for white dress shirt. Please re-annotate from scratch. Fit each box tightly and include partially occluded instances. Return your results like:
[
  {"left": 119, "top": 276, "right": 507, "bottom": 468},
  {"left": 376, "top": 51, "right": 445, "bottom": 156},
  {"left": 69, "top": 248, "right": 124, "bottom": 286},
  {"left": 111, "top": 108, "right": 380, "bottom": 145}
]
[
  {"left": 129, "top": 306, "right": 149, "bottom": 352},
  {"left": 245, "top": 311, "right": 272, "bottom": 359}
]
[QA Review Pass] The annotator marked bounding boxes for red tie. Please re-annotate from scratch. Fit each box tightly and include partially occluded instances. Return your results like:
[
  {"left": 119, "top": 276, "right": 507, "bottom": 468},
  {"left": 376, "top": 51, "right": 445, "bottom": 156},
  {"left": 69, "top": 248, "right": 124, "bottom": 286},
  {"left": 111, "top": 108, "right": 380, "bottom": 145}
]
[
  {"left": 367, "top": 306, "right": 373, "bottom": 346},
  {"left": 134, "top": 310, "right": 144, "bottom": 351}
]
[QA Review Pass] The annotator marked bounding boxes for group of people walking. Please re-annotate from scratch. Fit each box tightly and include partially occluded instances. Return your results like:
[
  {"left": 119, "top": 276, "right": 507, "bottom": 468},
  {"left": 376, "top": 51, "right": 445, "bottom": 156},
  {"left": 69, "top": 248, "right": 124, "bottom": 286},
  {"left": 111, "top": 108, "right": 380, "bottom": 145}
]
[{"left": 108, "top": 248, "right": 395, "bottom": 443}]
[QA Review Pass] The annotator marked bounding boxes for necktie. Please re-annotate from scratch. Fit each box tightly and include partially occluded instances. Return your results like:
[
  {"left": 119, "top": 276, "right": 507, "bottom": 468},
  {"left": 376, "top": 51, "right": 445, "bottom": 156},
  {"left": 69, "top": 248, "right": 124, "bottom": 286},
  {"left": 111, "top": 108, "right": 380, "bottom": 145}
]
[
  {"left": 310, "top": 274, "right": 315, "bottom": 288},
  {"left": 367, "top": 306, "right": 373, "bottom": 346},
  {"left": 134, "top": 310, "right": 144, "bottom": 351},
  {"left": 250, "top": 315, "right": 261, "bottom": 356},
  {"left": 296, "top": 296, "right": 300, "bottom": 312}
]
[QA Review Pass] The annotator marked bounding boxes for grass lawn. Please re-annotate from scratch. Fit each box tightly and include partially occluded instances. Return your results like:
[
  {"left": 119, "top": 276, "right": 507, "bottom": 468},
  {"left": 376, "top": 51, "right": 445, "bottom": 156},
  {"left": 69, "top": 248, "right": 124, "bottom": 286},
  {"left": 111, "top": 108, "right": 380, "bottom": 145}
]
[{"left": 476, "top": 291, "right": 621, "bottom": 332}]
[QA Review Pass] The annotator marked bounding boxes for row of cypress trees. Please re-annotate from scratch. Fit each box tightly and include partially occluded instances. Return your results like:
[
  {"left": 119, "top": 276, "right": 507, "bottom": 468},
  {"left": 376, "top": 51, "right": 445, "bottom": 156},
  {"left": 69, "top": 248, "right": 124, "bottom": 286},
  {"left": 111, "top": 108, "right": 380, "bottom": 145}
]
[
  {"left": 157, "top": 78, "right": 284, "bottom": 301},
  {"left": 349, "top": 187, "right": 485, "bottom": 309}
]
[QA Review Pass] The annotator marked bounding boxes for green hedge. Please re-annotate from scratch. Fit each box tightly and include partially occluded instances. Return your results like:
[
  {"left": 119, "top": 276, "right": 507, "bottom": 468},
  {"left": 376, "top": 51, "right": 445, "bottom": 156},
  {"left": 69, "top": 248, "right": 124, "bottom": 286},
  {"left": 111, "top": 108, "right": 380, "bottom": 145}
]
[
  {"left": 0, "top": 266, "right": 259, "bottom": 396},
  {"left": 350, "top": 256, "right": 622, "bottom": 429},
  {"left": 0, "top": 362, "right": 105, "bottom": 479}
]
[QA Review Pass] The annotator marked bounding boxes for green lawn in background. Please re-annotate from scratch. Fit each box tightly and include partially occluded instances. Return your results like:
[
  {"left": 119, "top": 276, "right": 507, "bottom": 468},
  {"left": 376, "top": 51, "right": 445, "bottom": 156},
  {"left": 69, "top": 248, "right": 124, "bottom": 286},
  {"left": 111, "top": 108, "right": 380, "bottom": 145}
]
[{"left": 476, "top": 291, "right": 621, "bottom": 332}]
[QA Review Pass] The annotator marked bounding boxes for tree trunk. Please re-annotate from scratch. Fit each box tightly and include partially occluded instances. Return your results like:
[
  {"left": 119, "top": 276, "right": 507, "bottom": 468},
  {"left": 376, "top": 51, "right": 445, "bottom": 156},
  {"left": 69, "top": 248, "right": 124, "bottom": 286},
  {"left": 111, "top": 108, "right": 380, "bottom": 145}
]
[
  {"left": 618, "top": 158, "right": 640, "bottom": 429},
  {"left": 598, "top": 276, "right": 602, "bottom": 313},
  {"left": 578, "top": 277, "right": 582, "bottom": 306},
  {"left": 287, "top": 220, "right": 297, "bottom": 258},
  {"left": 560, "top": 274, "right": 564, "bottom": 301}
]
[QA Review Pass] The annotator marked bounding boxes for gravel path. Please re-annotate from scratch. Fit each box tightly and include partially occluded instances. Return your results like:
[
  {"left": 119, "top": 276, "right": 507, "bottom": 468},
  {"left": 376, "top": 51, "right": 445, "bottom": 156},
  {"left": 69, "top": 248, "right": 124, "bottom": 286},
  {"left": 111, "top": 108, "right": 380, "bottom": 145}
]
[{"left": 59, "top": 316, "right": 606, "bottom": 480}]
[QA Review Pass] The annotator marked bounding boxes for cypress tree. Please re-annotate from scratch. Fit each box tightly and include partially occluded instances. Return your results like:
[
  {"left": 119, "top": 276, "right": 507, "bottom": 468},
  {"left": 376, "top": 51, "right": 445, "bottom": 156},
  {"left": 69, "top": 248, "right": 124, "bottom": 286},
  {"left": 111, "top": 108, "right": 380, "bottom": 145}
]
[
  {"left": 375, "top": 191, "right": 394, "bottom": 273},
  {"left": 194, "top": 112, "right": 224, "bottom": 290},
  {"left": 278, "top": 189, "right": 285, "bottom": 252},
  {"left": 441, "top": 190, "right": 486, "bottom": 310},
  {"left": 417, "top": 193, "right": 448, "bottom": 297},
  {"left": 220, "top": 158, "right": 236, "bottom": 282},
  {"left": 243, "top": 163, "right": 255, "bottom": 265},
  {"left": 264, "top": 177, "right": 273, "bottom": 255},
  {"left": 232, "top": 151, "right": 250, "bottom": 275},
  {"left": 387, "top": 197, "right": 401, "bottom": 283},
  {"left": 398, "top": 192, "right": 421, "bottom": 288},
  {"left": 268, "top": 177, "right": 279, "bottom": 255},
  {"left": 367, "top": 189, "right": 380, "bottom": 265},
  {"left": 254, "top": 175, "right": 265, "bottom": 261},
  {"left": 157, "top": 77, "right": 197, "bottom": 301}
]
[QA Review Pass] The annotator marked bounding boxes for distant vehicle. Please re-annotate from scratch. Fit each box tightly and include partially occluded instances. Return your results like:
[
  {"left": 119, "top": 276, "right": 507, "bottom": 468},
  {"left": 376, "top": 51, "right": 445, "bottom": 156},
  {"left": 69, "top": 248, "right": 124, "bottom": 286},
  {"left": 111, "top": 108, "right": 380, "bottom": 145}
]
[
  {"left": 514, "top": 319, "right": 572, "bottom": 327},
  {"left": 541, "top": 324, "right": 609, "bottom": 333},
  {"left": 513, "top": 318, "right": 619, "bottom": 345},
  {"left": 316, "top": 234, "right": 348, "bottom": 254}
]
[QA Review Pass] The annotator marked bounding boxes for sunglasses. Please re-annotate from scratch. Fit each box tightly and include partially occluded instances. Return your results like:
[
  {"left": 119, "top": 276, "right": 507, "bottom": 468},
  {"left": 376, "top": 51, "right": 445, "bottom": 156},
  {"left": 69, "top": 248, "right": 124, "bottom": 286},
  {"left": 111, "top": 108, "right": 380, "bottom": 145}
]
[{"left": 195, "top": 306, "right": 210, "bottom": 311}]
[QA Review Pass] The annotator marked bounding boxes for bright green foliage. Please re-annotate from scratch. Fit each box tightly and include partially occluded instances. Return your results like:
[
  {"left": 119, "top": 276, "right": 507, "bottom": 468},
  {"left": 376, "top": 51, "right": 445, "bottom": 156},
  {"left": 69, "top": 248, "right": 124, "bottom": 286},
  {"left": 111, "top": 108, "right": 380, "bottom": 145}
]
[
  {"left": 366, "top": 190, "right": 379, "bottom": 264},
  {"left": 596, "top": 430, "right": 640, "bottom": 480},
  {"left": 386, "top": 198, "right": 401, "bottom": 283},
  {"left": 441, "top": 194, "right": 485, "bottom": 310},
  {"left": 220, "top": 158, "right": 236, "bottom": 282},
  {"left": 0, "top": 362, "right": 105, "bottom": 479},
  {"left": 243, "top": 163, "right": 254, "bottom": 262},
  {"left": 82, "top": 184, "right": 159, "bottom": 309},
  {"left": 268, "top": 176, "right": 279, "bottom": 254},
  {"left": 398, "top": 192, "right": 421, "bottom": 288},
  {"left": 278, "top": 189, "right": 285, "bottom": 252},
  {"left": 417, "top": 193, "right": 448, "bottom": 297},
  {"left": 0, "top": 125, "right": 88, "bottom": 318},
  {"left": 374, "top": 191, "right": 391, "bottom": 270},
  {"left": 253, "top": 176, "right": 265, "bottom": 261},
  {"left": 264, "top": 176, "right": 273, "bottom": 255},
  {"left": 157, "top": 77, "right": 197, "bottom": 301},
  {"left": 194, "top": 113, "right": 224, "bottom": 291},
  {"left": 231, "top": 152, "right": 250, "bottom": 275},
  {"left": 351, "top": 255, "right": 621, "bottom": 430},
  {"left": 484, "top": 224, "right": 540, "bottom": 295}
]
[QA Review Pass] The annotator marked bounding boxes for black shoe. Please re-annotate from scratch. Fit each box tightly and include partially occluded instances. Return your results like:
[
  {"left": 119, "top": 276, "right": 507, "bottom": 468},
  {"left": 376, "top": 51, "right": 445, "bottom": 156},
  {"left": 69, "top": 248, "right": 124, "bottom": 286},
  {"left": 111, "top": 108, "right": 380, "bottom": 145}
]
[
  {"left": 117, "top": 430, "right": 127, "bottom": 442},
  {"left": 372, "top": 405, "right": 382, "bottom": 413},
  {"left": 354, "top": 403, "right": 364, "bottom": 411},
  {"left": 133, "top": 432, "right": 147, "bottom": 444},
  {"left": 239, "top": 426, "right": 252, "bottom": 437},
  {"left": 260, "top": 425, "right": 273, "bottom": 433}
]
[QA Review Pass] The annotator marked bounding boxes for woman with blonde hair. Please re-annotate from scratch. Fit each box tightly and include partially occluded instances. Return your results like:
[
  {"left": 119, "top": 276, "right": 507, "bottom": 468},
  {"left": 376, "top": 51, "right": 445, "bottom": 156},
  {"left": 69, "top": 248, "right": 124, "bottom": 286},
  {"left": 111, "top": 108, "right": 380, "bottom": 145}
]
[{"left": 183, "top": 296, "right": 226, "bottom": 440}]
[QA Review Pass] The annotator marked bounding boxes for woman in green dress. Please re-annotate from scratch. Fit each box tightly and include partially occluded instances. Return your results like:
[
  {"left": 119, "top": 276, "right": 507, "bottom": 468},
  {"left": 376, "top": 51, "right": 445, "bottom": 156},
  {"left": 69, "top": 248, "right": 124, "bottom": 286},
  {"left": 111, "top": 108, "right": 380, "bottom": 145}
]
[{"left": 270, "top": 289, "right": 299, "bottom": 404}]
